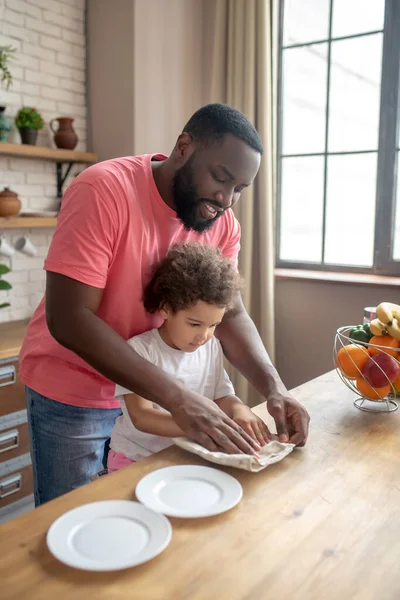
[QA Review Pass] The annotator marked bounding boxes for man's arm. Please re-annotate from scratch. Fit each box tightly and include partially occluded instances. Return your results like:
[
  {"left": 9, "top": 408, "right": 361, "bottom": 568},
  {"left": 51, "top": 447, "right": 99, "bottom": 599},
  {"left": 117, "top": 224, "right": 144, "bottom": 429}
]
[
  {"left": 46, "top": 272, "right": 259, "bottom": 455},
  {"left": 216, "top": 295, "right": 310, "bottom": 446}
]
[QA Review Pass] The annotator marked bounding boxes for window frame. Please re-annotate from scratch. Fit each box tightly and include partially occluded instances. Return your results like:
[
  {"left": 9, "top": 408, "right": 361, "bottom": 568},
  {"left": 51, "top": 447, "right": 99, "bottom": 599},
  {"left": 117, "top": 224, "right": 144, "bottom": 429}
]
[{"left": 276, "top": 0, "right": 400, "bottom": 276}]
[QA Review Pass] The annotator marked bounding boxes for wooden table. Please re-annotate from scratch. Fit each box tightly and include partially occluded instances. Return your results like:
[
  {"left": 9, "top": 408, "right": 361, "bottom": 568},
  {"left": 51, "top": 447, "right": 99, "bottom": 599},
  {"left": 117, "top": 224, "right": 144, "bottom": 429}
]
[
  {"left": 0, "top": 319, "right": 28, "bottom": 360},
  {"left": 1, "top": 370, "right": 400, "bottom": 600}
]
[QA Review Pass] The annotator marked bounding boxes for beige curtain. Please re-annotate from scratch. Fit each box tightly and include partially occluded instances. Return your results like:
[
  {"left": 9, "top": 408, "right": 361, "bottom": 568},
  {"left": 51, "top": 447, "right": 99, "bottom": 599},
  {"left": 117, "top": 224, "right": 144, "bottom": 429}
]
[{"left": 208, "top": 0, "right": 276, "bottom": 406}]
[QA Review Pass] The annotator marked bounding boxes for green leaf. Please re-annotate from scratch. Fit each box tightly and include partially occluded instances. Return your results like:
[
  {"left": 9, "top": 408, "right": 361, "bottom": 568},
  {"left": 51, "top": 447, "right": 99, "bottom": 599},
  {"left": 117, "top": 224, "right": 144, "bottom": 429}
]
[
  {"left": 0, "top": 45, "right": 16, "bottom": 90},
  {"left": 0, "top": 303, "right": 10, "bottom": 309},
  {"left": 0, "top": 264, "right": 10, "bottom": 275},
  {"left": 0, "top": 280, "right": 11, "bottom": 290}
]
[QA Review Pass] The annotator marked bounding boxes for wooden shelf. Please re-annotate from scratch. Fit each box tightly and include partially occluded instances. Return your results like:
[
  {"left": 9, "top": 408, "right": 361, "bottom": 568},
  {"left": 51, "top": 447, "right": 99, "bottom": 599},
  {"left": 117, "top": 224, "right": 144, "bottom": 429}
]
[
  {"left": 0, "top": 142, "right": 97, "bottom": 163},
  {"left": 0, "top": 217, "right": 57, "bottom": 229}
]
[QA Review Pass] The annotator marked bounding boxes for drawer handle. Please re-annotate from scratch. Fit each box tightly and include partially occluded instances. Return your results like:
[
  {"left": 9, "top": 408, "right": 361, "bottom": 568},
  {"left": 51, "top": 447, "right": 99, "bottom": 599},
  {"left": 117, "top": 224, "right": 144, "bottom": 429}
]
[
  {"left": 0, "top": 429, "right": 19, "bottom": 454},
  {"left": 0, "top": 473, "right": 22, "bottom": 499},
  {"left": 0, "top": 365, "right": 16, "bottom": 388}
]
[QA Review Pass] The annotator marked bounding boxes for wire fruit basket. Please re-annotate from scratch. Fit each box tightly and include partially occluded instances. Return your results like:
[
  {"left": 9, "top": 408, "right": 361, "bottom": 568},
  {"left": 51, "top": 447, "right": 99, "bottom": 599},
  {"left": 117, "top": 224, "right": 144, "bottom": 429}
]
[{"left": 334, "top": 325, "right": 400, "bottom": 413}]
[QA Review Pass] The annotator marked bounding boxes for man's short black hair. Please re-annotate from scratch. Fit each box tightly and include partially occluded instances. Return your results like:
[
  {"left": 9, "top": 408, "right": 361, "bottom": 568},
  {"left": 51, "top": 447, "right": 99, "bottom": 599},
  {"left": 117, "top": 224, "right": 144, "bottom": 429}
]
[{"left": 182, "top": 103, "right": 263, "bottom": 155}]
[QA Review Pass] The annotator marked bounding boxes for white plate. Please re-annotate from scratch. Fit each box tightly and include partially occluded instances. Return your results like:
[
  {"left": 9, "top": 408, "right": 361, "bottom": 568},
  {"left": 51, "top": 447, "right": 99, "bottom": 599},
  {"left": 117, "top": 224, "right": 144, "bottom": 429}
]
[
  {"left": 135, "top": 465, "right": 243, "bottom": 518},
  {"left": 47, "top": 500, "right": 172, "bottom": 571}
]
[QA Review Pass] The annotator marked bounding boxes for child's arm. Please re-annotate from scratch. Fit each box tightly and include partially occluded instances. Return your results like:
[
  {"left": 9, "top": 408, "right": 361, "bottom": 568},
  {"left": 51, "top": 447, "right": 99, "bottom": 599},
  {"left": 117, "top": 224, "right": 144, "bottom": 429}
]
[
  {"left": 214, "top": 394, "right": 243, "bottom": 418},
  {"left": 124, "top": 392, "right": 185, "bottom": 438},
  {"left": 215, "top": 395, "right": 270, "bottom": 446}
]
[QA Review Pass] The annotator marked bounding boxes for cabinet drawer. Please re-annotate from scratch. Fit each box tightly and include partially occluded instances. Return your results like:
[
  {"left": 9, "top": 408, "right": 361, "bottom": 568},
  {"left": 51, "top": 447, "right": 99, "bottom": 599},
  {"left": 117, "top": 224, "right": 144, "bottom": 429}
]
[
  {"left": 0, "top": 464, "right": 33, "bottom": 509},
  {"left": 0, "top": 422, "right": 30, "bottom": 465},
  {"left": 0, "top": 359, "right": 26, "bottom": 417}
]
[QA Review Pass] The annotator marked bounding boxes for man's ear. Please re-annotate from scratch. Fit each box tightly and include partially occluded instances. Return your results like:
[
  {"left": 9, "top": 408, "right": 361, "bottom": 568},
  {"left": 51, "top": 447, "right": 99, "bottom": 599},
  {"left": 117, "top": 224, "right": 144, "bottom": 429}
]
[{"left": 173, "top": 132, "right": 195, "bottom": 163}]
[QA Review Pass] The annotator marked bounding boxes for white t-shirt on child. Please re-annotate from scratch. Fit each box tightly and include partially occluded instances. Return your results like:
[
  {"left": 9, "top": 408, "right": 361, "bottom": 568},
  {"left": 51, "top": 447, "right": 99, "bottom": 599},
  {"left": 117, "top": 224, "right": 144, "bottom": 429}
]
[{"left": 110, "top": 328, "right": 235, "bottom": 461}]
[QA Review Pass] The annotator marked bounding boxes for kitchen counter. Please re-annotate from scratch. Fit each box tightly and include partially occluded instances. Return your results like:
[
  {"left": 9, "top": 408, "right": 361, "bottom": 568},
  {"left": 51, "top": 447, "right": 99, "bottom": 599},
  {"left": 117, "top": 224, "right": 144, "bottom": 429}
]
[
  {"left": 1, "top": 370, "right": 400, "bottom": 599},
  {"left": 0, "top": 319, "right": 29, "bottom": 360}
]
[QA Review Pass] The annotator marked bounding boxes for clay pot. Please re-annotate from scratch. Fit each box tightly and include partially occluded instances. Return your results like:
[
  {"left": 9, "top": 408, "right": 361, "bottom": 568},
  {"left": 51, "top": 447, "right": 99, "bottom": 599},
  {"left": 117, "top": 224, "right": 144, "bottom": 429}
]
[
  {"left": 19, "top": 128, "right": 38, "bottom": 145},
  {"left": 0, "top": 187, "right": 21, "bottom": 217},
  {"left": 50, "top": 117, "right": 78, "bottom": 150}
]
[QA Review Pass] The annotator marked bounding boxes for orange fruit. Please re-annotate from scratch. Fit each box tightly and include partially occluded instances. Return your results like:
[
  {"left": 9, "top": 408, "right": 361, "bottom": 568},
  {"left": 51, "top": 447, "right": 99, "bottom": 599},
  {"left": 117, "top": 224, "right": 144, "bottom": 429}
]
[
  {"left": 368, "top": 335, "right": 400, "bottom": 359},
  {"left": 392, "top": 370, "right": 400, "bottom": 393},
  {"left": 337, "top": 344, "right": 370, "bottom": 379},
  {"left": 356, "top": 377, "right": 391, "bottom": 400}
]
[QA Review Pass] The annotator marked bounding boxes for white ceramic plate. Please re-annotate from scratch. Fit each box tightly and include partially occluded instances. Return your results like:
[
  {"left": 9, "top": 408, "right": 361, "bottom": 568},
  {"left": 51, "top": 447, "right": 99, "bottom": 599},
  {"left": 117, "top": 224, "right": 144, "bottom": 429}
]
[
  {"left": 135, "top": 465, "right": 243, "bottom": 518},
  {"left": 47, "top": 500, "right": 172, "bottom": 571}
]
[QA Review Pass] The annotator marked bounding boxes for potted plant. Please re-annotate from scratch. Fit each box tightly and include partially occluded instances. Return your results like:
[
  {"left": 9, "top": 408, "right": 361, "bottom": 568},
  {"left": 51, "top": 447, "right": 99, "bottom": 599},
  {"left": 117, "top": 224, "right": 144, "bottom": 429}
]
[
  {"left": 0, "top": 263, "right": 11, "bottom": 309},
  {"left": 0, "top": 45, "right": 16, "bottom": 143},
  {"left": 15, "top": 106, "right": 44, "bottom": 145}
]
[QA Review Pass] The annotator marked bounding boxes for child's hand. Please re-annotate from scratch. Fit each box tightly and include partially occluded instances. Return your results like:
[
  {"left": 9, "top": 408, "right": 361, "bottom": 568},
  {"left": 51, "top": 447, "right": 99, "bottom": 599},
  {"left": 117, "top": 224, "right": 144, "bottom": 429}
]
[{"left": 231, "top": 404, "right": 270, "bottom": 446}]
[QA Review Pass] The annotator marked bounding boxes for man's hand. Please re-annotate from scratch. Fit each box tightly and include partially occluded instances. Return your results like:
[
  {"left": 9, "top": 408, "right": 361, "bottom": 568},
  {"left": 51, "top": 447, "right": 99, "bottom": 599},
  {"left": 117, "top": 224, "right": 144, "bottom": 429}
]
[
  {"left": 231, "top": 403, "right": 270, "bottom": 446},
  {"left": 267, "top": 393, "right": 310, "bottom": 447},
  {"left": 170, "top": 391, "right": 261, "bottom": 455},
  {"left": 216, "top": 294, "right": 310, "bottom": 448}
]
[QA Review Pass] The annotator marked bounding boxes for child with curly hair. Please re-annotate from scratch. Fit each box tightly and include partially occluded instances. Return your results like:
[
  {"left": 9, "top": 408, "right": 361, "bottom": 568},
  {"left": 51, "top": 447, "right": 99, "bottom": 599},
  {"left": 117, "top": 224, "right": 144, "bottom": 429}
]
[{"left": 108, "top": 243, "right": 270, "bottom": 472}]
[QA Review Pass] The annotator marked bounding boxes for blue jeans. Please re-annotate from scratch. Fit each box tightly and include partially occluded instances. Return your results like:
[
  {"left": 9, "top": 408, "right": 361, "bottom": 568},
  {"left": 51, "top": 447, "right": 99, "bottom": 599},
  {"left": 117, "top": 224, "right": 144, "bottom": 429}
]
[{"left": 26, "top": 387, "right": 122, "bottom": 506}]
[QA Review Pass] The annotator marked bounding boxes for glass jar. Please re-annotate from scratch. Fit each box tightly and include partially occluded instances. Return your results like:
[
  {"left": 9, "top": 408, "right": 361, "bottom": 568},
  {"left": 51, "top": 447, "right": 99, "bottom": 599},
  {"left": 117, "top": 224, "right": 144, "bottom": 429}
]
[{"left": 363, "top": 306, "right": 376, "bottom": 325}]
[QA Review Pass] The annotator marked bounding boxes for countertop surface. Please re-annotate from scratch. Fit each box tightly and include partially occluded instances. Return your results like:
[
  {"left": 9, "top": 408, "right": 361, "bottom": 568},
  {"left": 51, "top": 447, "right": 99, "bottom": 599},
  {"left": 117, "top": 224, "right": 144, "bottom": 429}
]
[{"left": 0, "top": 319, "right": 28, "bottom": 360}]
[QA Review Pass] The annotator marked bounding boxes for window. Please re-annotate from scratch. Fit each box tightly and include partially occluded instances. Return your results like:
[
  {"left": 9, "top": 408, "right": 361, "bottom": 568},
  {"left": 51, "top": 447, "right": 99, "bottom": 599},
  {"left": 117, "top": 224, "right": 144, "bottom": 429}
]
[{"left": 276, "top": 0, "right": 400, "bottom": 275}]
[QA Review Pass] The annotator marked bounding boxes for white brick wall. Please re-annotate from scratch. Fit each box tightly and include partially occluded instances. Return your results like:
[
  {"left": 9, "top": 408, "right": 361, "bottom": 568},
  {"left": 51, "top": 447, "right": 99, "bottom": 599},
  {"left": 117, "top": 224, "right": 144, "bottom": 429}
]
[{"left": 0, "top": 0, "right": 87, "bottom": 323}]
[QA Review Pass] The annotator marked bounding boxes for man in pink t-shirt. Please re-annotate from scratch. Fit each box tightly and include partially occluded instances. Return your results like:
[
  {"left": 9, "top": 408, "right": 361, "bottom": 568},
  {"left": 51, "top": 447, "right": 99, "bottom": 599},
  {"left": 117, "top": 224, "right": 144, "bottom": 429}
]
[{"left": 20, "top": 103, "right": 309, "bottom": 505}]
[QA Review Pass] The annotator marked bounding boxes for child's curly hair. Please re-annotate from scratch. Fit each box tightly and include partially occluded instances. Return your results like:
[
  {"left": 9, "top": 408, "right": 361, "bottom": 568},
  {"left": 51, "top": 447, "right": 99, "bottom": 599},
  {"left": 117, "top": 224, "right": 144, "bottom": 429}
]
[{"left": 144, "top": 243, "right": 243, "bottom": 313}]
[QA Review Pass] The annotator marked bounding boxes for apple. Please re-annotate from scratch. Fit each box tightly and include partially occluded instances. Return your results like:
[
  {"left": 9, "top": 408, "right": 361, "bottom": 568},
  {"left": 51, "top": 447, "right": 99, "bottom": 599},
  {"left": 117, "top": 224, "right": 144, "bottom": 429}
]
[{"left": 362, "top": 353, "right": 400, "bottom": 388}]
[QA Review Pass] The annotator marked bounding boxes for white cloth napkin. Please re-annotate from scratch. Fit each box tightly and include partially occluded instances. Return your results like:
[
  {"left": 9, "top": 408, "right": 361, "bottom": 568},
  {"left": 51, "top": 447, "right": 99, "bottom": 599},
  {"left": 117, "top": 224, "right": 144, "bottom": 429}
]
[{"left": 173, "top": 437, "right": 295, "bottom": 472}]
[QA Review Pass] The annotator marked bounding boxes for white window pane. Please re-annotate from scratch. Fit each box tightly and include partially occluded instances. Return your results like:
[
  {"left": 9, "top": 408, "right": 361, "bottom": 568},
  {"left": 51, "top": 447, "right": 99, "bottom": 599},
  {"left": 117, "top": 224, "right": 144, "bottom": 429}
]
[
  {"left": 393, "top": 152, "right": 400, "bottom": 260},
  {"left": 280, "top": 157, "right": 325, "bottom": 262},
  {"left": 332, "top": 0, "right": 385, "bottom": 38},
  {"left": 328, "top": 34, "right": 382, "bottom": 152},
  {"left": 325, "top": 154, "right": 377, "bottom": 266},
  {"left": 283, "top": 0, "right": 330, "bottom": 46},
  {"left": 282, "top": 44, "right": 328, "bottom": 155}
]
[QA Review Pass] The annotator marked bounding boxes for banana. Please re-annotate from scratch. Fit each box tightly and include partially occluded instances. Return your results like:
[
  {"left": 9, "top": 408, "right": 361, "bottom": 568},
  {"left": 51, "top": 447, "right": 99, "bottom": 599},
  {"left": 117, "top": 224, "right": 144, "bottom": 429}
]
[
  {"left": 376, "top": 302, "right": 400, "bottom": 326},
  {"left": 387, "top": 318, "right": 400, "bottom": 341},
  {"left": 369, "top": 318, "right": 388, "bottom": 336}
]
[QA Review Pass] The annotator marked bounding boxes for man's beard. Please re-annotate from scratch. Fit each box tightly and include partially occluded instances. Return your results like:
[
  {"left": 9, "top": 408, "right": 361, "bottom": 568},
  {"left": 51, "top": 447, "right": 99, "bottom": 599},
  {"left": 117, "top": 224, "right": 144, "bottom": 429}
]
[{"left": 172, "top": 156, "right": 222, "bottom": 233}]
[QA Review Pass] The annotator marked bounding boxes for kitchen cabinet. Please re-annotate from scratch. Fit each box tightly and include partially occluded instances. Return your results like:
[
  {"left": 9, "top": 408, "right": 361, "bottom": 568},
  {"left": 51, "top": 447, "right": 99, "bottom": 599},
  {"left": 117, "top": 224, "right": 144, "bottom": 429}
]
[{"left": 0, "top": 320, "right": 33, "bottom": 515}]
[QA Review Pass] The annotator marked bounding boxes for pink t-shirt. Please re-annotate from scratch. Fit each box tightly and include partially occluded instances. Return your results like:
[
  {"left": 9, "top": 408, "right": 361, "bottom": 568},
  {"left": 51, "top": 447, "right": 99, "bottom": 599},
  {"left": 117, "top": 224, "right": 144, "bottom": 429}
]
[{"left": 19, "top": 154, "right": 241, "bottom": 409}]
